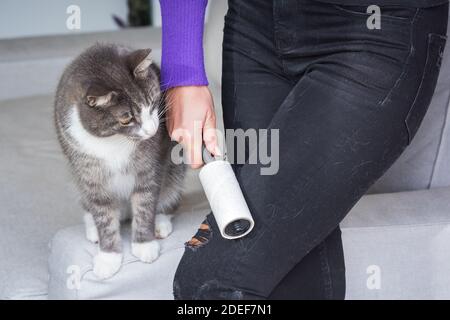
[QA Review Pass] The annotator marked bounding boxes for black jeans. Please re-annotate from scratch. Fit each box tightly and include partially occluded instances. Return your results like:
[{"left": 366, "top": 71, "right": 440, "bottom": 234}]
[{"left": 174, "top": 0, "right": 448, "bottom": 299}]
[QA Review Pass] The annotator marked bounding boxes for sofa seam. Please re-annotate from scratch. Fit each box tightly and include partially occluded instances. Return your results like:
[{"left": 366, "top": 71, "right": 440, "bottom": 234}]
[
  {"left": 428, "top": 87, "right": 450, "bottom": 188},
  {"left": 341, "top": 221, "right": 450, "bottom": 231}
]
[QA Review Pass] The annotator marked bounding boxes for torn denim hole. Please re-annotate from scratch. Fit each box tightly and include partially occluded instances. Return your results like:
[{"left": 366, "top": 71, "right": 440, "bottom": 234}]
[{"left": 185, "top": 221, "right": 212, "bottom": 250}]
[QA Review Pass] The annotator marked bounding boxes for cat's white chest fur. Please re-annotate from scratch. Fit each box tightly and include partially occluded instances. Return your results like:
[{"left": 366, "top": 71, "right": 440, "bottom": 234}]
[
  {"left": 109, "top": 171, "right": 135, "bottom": 199},
  {"left": 67, "top": 106, "right": 137, "bottom": 197}
]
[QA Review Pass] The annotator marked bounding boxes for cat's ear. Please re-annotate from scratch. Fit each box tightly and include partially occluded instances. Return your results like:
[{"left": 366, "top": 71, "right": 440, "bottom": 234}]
[
  {"left": 86, "top": 84, "right": 117, "bottom": 108},
  {"left": 128, "top": 48, "right": 153, "bottom": 79}
]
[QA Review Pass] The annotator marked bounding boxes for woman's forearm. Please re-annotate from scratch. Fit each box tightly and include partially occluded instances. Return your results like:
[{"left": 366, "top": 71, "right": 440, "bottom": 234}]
[{"left": 159, "top": 0, "right": 209, "bottom": 90}]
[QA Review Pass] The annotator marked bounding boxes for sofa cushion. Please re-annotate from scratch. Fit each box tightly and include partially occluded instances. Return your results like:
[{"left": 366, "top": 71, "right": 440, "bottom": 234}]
[
  {"left": 48, "top": 187, "right": 450, "bottom": 300},
  {"left": 342, "top": 187, "right": 450, "bottom": 299},
  {"left": 0, "top": 95, "right": 81, "bottom": 299},
  {"left": 48, "top": 187, "right": 209, "bottom": 300}
]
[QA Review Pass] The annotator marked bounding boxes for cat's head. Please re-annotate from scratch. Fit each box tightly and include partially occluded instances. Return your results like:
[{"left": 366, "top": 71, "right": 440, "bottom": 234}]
[{"left": 77, "top": 45, "right": 162, "bottom": 141}]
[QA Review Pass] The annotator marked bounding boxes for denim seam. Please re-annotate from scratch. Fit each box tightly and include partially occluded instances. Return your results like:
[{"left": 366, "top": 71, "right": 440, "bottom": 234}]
[
  {"left": 380, "top": 8, "right": 419, "bottom": 107},
  {"left": 405, "top": 33, "right": 447, "bottom": 147},
  {"left": 272, "top": 0, "right": 293, "bottom": 79},
  {"left": 231, "top": 20, "right": 240, "bottom": 127},
  {"left": 332, "top": 4, "right": 415, "bottom": 23},
  {"left": 318, "top": 242, "right": 334, "bottom": 299}
]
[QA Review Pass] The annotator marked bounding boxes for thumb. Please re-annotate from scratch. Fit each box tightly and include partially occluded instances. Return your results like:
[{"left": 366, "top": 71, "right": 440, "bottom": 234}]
[{"left": 203, "top": 113, "right": 221, "bottom": 157}]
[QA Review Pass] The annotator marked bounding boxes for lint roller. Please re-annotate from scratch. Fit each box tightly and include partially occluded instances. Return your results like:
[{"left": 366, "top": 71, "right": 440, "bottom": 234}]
[{"left": 199, "top": 146, "right": 255, "bottom": 239}]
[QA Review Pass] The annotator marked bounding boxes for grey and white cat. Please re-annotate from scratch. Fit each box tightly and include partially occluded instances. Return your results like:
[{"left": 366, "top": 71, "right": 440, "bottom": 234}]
[{"left": 54, "top": 44, "right": 185, "bottom": 279}]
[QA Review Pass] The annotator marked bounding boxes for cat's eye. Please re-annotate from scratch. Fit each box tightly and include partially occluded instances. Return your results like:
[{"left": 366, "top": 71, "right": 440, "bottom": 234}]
[{"left": 119, "top": 112, "right": 134, "bottom": 126}]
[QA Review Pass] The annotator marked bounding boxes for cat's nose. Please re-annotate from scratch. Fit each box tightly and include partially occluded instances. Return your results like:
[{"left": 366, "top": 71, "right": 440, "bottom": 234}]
[
  {"left": 139, "top": 107, "right": 159, "bottom": 139},
  {"left": 144, "top": 128, "right": 158, "bottom": 137},
  {"left": 139, "top": 122, "right": 158, "bottom": 139}
]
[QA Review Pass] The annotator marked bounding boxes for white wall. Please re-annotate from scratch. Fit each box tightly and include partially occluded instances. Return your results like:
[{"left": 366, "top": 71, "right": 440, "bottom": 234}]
[
  {"left": 151, "top": 0, "right": 162, "bottom": 27},
  {"left": 0, "top": 0, "right": 128, "bottom": 39}
]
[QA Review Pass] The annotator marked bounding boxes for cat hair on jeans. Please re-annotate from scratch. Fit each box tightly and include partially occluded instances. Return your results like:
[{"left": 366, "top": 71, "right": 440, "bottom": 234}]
[{"left": 54, "top": 43, "right": 185, "bottom": 279}]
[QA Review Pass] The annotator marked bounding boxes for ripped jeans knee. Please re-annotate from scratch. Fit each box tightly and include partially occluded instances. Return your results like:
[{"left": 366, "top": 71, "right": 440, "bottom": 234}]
[
  {"left": 185, "top": 221, "right": 212, "bottom": 250},
  {"left": 173, "top": 217, "right": 248, "bottom": 300}
]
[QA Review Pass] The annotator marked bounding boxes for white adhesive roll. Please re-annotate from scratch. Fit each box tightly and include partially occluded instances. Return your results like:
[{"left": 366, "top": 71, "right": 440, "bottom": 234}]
[{"left": 199, "top": 160, "right": 255, "bottom": 240}]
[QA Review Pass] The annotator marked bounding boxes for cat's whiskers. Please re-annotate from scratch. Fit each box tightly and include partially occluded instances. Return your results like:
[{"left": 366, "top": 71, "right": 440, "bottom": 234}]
[{"left": 157, "top": 101, "right": 174, "bottom": 119}]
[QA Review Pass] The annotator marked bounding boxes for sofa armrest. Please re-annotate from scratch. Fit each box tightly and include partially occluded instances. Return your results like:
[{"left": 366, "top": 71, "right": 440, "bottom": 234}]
[
  {"left": 343, "top": 187, "right": 450, "bottom": 228},
  {"left": 0, "top": 27, "right": 162, "bottom": 101}
]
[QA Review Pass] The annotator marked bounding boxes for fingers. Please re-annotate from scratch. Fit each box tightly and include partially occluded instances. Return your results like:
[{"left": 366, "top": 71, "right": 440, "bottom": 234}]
[
  {"left": 169, "top": 124, "right": 203, "bottom": 169},
  {"left": 164, "top": 86, "right": 220, "bottom": 169},
  {"left": 169, "top": 127, "right": 183, "bottom": 145},
  {"left": 203, "top": 112, "right": 221, "bottom": 157},
  {"left": 189, "top": 122, "right": 204, "bottom": 169}
]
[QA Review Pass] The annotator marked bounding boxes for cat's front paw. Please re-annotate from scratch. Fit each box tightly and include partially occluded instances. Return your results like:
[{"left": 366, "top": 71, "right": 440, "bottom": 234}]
[
  {"left": 131, "top": 241, "right": 160, "bottom": 263},
  {"left": 85, "top": 226, "right": 99, "bottom": 243},
  {"left": 155, "top": 214, "right": 173, "bottom": 239},
  {"left": 84, "top": 213, "right": 99, "bottom": 243},
  {"left": 93, "top": 251, "right": 123, "bottom": 279}
]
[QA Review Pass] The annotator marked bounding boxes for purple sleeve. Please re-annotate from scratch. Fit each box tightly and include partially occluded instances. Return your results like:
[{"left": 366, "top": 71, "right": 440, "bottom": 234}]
[{"left": 159, "top": 0, "right": 209, "bottom": 90}]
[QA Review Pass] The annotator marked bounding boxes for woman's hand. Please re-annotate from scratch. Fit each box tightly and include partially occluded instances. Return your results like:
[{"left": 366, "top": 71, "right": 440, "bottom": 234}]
[{"left": 166, "top": 86, "right": 220, "bottom": 169}]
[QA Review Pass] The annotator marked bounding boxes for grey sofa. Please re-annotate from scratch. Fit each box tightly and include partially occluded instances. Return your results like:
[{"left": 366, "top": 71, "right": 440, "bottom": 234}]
[{"left": 0, "top": 2, "right": 449, "bottom": 299}]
